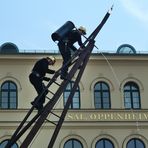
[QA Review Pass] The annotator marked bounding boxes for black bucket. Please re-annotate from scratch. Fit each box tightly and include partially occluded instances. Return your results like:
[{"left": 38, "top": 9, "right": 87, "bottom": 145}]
[{"left": 51, "top": 21, "right": 75, "bottom": 42}]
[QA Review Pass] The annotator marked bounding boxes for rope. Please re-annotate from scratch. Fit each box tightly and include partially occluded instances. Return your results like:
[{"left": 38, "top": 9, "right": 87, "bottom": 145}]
[
  {"left": 96, "top": 47, "right": 140, "bottom": 132},
  {"left": 100, "top": 52, "right": 121, "bottom": 87}
]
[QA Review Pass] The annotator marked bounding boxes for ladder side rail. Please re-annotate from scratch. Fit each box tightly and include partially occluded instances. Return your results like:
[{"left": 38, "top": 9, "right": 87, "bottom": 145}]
[
  {"left": 90, "top": 10, "right": 111, "bottom": 41},
  {"left": 48, "top": 40, "right": 95, "bottom": 148},
  {"left": 88, "top": 7, "right": 112, "bottom": 43}
]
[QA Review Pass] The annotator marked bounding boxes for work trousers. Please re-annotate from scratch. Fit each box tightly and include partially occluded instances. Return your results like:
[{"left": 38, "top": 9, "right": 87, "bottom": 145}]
[
  {"left": 58, "top": 41, "right": 71, "bottom": 77},
  {"left": 29, "top": 73, "right": 46, "bottom": 105}
]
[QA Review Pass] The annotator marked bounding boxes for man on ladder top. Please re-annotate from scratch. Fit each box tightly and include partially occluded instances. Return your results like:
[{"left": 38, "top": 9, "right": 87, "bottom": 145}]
[
  {"left": 58, "top": 26, "right": 86, "bottom": 80},
  {"left": 29, "top": 56, "right": 56, "bottom": 111},
  {"left": 51, "top": 22, "right": 86, "bottom": 80}
]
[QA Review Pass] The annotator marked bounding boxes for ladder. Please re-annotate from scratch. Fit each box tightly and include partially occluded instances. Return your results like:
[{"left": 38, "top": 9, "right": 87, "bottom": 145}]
[{"left": 6, "top": 6, "right": 112, "bottom": 148}]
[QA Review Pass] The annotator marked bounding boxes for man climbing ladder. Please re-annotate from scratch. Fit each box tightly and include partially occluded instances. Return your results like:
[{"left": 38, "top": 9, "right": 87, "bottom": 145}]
[{"left": 29, "top": 56, "right": 56, "bottom": 112}]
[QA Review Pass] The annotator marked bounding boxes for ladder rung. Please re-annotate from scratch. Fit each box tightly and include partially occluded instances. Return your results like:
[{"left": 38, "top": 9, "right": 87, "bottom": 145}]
[
  {"left": 46, "top": 96, "right": 51, "bottom": 100},
  {"left": 50, "top": 111, "right": 61, "bottom": 118},
  {"left": 48, "top": 90, "right": 55, "bottom": 95},
  {"left": 53, "top": 81, "right": 61, "bottom": 86},
  {"left": 45, "top": 119, "right": 57, "bottom": 125},
  {"left": 46, "top": 77, "right": 60, "bottom": 86}
]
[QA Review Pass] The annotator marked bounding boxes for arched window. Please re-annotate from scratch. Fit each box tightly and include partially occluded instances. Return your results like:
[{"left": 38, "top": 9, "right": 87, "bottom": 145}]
[
  {"left": 64, "top": 138, "right": 83, "bottom": 148},
  {"left": 124, "top": 82, "right": 141, "bottom": 109},
  {"left": 95, "top": 138, "right": 114, "bottom": 148},
  {"left": 126, "top": 138, "right": 145, "bottom": 148},
  {"left": 0, "top": 81, "right": 18, "bottom": 109},
  {"left": 94, "top": 81, "right": 111, "bottom": 109},
  {"left": 63, "top": 82, "right": 80, "bottom": 109},
  {"left": 0, "top": 139, "right": 18, "bottom": 148},
  {"left": 116, "top": 44, "right": 136, "bottom": 54}
]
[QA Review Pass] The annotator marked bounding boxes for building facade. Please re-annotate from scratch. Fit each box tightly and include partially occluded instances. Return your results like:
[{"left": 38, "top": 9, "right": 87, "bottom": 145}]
[{"left": 0, "top": 43, "right": 148, "bottom": 148}]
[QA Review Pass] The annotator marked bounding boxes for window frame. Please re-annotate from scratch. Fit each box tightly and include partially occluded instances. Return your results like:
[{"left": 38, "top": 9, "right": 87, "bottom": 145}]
[
  {"left": 63, "top": 82, "right": 80, "bottom": 109},
  {"left": 64, "top": 138, "right": 83, "bottom": 148},
  {"left": 95, "top": 138, "right": 114, "bottom": 148},
  {"left": 0, "top": 80, "right": 18, "bottom": 109},
  {"left": 94, "top": 81, "right": 111, "bottom": 109},
  {"left": 124, "top": 82, "right": 141, "bottom": 109},
  {"left": 126, "top": 138, "right": 145, "bottom": 148},
  {"left": 0, "top": 139, "right": 18, "bottom": 148}
]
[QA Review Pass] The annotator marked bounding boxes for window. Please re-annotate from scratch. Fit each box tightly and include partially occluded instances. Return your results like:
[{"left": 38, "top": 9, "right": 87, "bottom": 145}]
[
  {"left": 116, "top": 44, "right": 136, "bottom": 54},
  {"left": 0, "top": 81, "right": 18, "bottom": 109},
  {"left": 0, "top": 139, "right": 18, "bottom": 148},
  {"left": 94, "top": 82, "right": 111, "bottom": 109},
  {"left": 124, "top": 82, "right": 141, "bottom": 109},
  {"left": 95, "top": 138, "right": 114, "bottom": 148},
  {"left": 126, "top": 138, "right": 145, "bottom": 148},
  {"left": 64, "top": 139, "right": 83, "bottom": 148},
  {"left": 63, "top": 82, "right": 80, "bottom": 109}
]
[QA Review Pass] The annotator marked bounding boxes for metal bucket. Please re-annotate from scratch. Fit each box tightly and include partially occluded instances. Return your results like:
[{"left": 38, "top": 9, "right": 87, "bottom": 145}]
[{"left": 51, "top": 21, "right": 75, "bottom": 42}]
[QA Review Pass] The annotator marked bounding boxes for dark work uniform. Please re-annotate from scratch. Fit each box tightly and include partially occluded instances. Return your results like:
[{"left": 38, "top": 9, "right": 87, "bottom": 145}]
[
  {"left": 58, "top": 29, "right": 85, "bottom": 78},
  {"left": 29, "top": 58, "right": 55, "bottom": 109}
]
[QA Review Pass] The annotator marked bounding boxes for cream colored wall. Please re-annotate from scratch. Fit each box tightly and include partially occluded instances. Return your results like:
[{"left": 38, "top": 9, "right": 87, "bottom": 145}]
[
  {"left": 1, "top": 54, "right": 148, "bottom": 110},
  {"left": 81, "top": 56, "right": 148, "bottom": 109},
  {"left": 1, "top": 121, "right": 148, "bottom": 148},
  {"left": 1, "top": 53, "right": 148, "bottom": 147}
]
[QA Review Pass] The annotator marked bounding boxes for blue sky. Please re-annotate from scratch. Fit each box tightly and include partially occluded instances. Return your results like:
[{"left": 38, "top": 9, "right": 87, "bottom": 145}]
[{"left": 0, "top": 0, "right": 148, "bottom": 52}]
